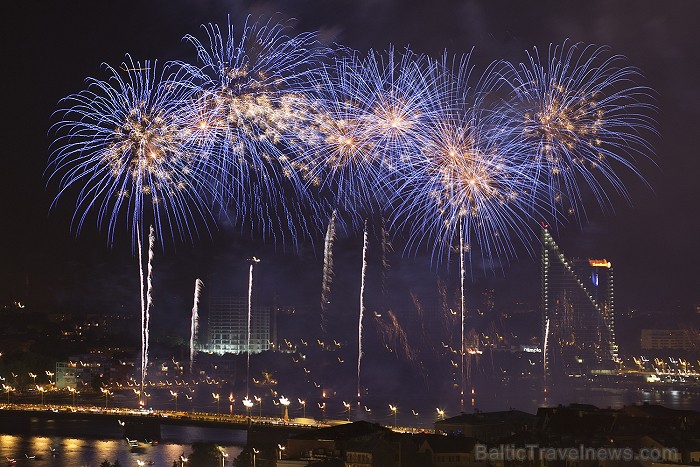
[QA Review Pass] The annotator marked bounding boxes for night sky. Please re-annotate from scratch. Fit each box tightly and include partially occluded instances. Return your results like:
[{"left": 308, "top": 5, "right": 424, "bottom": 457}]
[{"left": 3, "top": 0, "right": 699, "bottom": 331}]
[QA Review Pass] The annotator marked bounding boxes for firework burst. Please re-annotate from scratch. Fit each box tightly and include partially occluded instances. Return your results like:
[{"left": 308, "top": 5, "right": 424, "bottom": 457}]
[
  {"left": 390, "top": 53, "right": 539, "bottom": 267},
  {"left": 177, "top": 17, "right": 331, "bottom": 244},
  {"left": 300, "top": 48, "right": 438, "bottom": 228},
  {"left": 48, "top": 56, "right": 220, "bottom": 247},
  {"left": 497, "top": 41, "right": 655, "bottom": 222}
]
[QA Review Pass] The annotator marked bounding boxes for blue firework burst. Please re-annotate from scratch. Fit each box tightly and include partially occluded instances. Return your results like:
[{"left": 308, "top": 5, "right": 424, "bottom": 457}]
[
  {"left": 389, "top": 52, "right": 541, "bottom": 267},
  {"left": 298, "top": 47, "right": 441, "bottom": 230},
  {"left": 47, "top": 55, "right": 221, "bottom": 247},
  {"left": 176, "top": 17, "right": 332, "bottom": 245},
  {"left": 496, "top": 41, "right": 656, "bottom": 223}
]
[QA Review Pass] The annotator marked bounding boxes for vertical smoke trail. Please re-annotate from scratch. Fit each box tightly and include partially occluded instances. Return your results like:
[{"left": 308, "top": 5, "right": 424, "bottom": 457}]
[
  {"left": 357, "top": 220, "right": 368, "bottom": 401},
  {"left": 247, "top": 257, "right": 260, "bottom": 398},
  {"left": 190, "top": 279, "right": 204, "bottom": 374},
  {"left": 144, "top": 225, "right": 155, "bottom": 392},
  {"left": 459, "top": 222, "right": 466, "bottom": 407},
  {"left": 320, "top": 210, "right": 337, "bottom": 331},
  {"left": 137, "top": 229, "right": 146, "bottom": 401}
]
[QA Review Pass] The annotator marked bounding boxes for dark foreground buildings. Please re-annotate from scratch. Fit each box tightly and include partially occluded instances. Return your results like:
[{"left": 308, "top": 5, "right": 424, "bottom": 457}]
[{"left": 268, "top": 404, "right": 700, "bottom": 467}]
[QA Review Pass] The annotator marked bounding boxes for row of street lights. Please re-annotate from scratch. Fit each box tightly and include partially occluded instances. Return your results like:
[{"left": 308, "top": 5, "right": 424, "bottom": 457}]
[{"left": 2, "top": 376, "right": 450, "bottom": 425}]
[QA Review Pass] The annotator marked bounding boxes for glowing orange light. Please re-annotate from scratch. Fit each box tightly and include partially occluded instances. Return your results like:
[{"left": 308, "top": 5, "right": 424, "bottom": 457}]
[{"left": 588, "top": 259, "right": 611, "bottom": 268}]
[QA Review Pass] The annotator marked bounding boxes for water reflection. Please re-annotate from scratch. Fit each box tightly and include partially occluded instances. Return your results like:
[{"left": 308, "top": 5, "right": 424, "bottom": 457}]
[{"left": 0, "top": 434, "right": 242, "bottom": 467}]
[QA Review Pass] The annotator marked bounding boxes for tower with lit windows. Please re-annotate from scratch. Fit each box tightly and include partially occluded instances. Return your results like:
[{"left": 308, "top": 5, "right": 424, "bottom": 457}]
[
  {"left": 541, "top": 226, "right": 617, "bottom": 376},
  {"left": 207, "top": 296, "right": 271, "bottom": 355}
]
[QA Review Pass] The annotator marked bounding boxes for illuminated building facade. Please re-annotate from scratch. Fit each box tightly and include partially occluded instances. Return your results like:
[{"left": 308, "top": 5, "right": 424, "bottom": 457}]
[
  {"left": 207, "top": 296, "right": 271, "bottom": 355},
  {"left": 541, "top": 227, "right": 617, "bottom": 376},
  {"left": 641, "top": 329, "right": 695, "bottom": 351}
]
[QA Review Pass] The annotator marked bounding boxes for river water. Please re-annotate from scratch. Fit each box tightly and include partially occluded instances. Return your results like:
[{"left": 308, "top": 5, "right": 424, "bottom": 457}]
[{"left": 0, "top": 425, "right": 245, "bottom": 467}]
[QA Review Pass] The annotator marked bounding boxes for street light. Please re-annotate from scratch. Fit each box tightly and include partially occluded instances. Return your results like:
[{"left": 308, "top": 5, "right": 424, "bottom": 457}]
[
  {"left": 28, "top": 372, "right": 37, "bottom": 387},
  {"left": 243, "top": 397, "right": 253, "bottom": 417},
  {"left": 254, "top": 395, "right": 262, "bottom": 417},
  {"left": 2, "top": 384, "right": 14, "bottom": 403},
  {"left": 277, "top": 444, "right": 286, "bottom": 460},
  {"left": 45, "top": 371, "right": 54, "bottom": 386},
  {"left": 298, "top": 398, "right": 306, "bottom": 418},
  {"left": 389, "top": 404, "right": 397, "bottom": 427},
  {"left": 100, "top": 387, "right": 112, "bottom": 409},
  {"left": 67, "top": 386, "right": 77, "bottom": 406},
  {"left": 343, "top": 401, "right": 351, "bottom": 421},
  {"left": 170, "top": 390, "right": 178, "bottom": 412},
  {"left": 279, "top": 396, "right": 290, "bottom": 420},
  {"left": 252, "top": 448, "right": 259, "bottom": 467},
  {"left": 212, "top": 393, "right": 220, "bottom": 415},
  {"left": 37, "top": 385, "right": 46, "bottom": 405},
  {"left": 229, "top": 394, "right": 235, "bottom": 415},
  {"left": 217, "top": 446, "right": 228, "bottom": 467}
]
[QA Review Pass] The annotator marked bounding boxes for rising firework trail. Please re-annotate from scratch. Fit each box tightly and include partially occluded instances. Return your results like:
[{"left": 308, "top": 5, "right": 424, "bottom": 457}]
[
  {"left": 247, "top": 256, "right": 260, "bottom": 398},
  {"left": 357, "top": 220, "right": 368, "bottom": 402},
  {"left": 190, "top": 279, "right": 204, "bottom": 374},
  {"left": 137, "top": 229, "right": 146, "bottom": 402},
  {"left": 136, "top": 225, "right": 155, "bottom": 401},
  {"left": 459, "top": 221, "right": 466, "bottom": 409},
  {"left": 320, "top": 210, "right": 337, "bottom": 331},
  {"left": 144, "top": 225, "right": 155, "bottom": 395}
]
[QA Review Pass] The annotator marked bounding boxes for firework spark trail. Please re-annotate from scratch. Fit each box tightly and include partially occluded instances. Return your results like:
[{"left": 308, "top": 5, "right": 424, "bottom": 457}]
[
  {"left": 190, "top": 278, "right": 204, "bottom": 374},
  {"left": 464, "top": 328, "right": 481, "bottom": 389},
  {"left": 320, "top": 210, "right": 337, "bottom": 331},
  {"left": 437, "top": 279, "right": 453, "bottom": 340},
  {"left": 357, "top": 220, "right": 368, "bottom": 401},
  {"left": 386, "top": 309, "right": 418, "bottom": 365},
  {"left": 144, "top": 225, "right": 155, "bottom": 389},
  {"left": 410, "top": 291, "right": 429, "bottom": 350},
  {"left": 137, "top": 229, "right": 146, "bottom": 401},
  {"left": 247, "top": 257, "right": 259, "bottom": 399},
  {"left": 459, "top": 223, "right": 466, "bottom": 407}
]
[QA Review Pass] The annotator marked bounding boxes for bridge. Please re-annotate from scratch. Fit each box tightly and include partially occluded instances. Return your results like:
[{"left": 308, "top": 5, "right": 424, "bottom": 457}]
[{"left": 0, "top": 403, "right": 328, "bottom": 442}]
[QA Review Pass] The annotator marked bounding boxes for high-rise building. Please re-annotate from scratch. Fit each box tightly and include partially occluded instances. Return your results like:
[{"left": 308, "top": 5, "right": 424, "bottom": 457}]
[
  {"left": 641, "top": 329, "right": 695, "bottom": 351},
  {"left": 207, "top": 296, "right": 272, "bottom": 355},
  {"left": 541, "top": 227, "right": 617, "bottom": 376}
]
